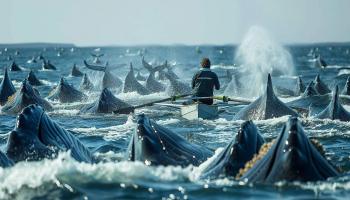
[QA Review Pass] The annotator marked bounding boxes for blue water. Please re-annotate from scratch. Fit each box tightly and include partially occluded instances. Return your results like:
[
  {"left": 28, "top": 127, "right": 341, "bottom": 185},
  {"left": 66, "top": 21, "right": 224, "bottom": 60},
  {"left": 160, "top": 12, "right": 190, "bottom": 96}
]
[{"left": 0, "top": 44, "right": 350, "bottom": 199}]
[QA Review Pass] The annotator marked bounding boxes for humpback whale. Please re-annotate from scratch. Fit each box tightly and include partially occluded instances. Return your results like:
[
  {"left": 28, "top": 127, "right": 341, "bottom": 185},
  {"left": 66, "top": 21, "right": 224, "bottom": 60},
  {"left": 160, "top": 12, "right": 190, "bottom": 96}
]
[
  {"left": 127, "top": 114, "right": 213, "bottom": 167},
  {"left": 0, "top": 151, "right": 13, "bottom": 168},
  {"left": 238, "top": 117, "right": 339, "bottom": 183},
  {"left": 164, "top": 73, "right": 192, "bottom": 96},
  {"left": 294, "top": 76, "right": 306, "bottom": 96},
  {"left": 314, "top": 55, "right": 327, "bottom": 68},
  {"left": 136, "top": 71, "right": 146, "bottom": 81},
  {"left": 314, "top": 74, "right": 331, "bottom": 95},
  {"left": 301, "top": 81, "right": 319, "bottom": 98},
  {"left": 71, "top": 64, "right": 84, "bottom": 77},
  {"left": 123, "top": 63, "right": 150, "bottom": 95},
  {"left": 200, "top": 121, "right": 265, "bottom": 179},
  {"left": 80, "top": 73, "right": 94, "bottom": 91},
  {"left": 5, "top": 105, "right": 94, "bottom": 163},
  {"left": 142, "top": 57, "right": 168, "bottom": 73},
  {"left": 27, "top": 56, "right": 37, "bottom": 64},
  {"left": 314, "top": 86, "right": 350, "bottom": 121},
  {"left": 1, "top": 79, "right": 53, "bottom": 114},
  {"left": 341, "top": 76, "right": 350, "bottom": 95},
  {"left": 42, "top": 60, "right": 57, "bottom": 70},
  {"left": 79, "top": 88, "right": 133, "bottom": 114},
  {"left": 234, "top": 74, "right": 298, "bottom": 120},
  {"left": 146, "top": 71, "right": 166, "bottom": 93},
  {"left": 102, "top": 70, "right": 123, "bottom": 89},
  {"left": 47, "top": 77, "right": 86, "bottom": 103},
  {"left": 26, "top": 70, "right": 43, "bottom": 86},
  {"left": 0, "top": 68, "right": 16, "bottom": 106},
  {"left": 9, "top": 61, "right": 22, "bottom": 71}
]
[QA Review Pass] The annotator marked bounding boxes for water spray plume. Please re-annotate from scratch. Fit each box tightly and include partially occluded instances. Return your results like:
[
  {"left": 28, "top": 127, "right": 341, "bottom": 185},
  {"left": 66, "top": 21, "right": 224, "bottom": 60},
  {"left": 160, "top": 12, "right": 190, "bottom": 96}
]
[{"left": 226, "top": 26, "right": 295, "bottom": 98}]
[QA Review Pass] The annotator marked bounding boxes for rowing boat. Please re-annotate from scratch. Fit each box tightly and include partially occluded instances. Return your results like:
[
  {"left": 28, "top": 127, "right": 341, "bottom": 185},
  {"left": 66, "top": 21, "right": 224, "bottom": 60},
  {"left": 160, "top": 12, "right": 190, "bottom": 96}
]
[{"left": 180, "top": 103, "right": 219, "bottom": 120}]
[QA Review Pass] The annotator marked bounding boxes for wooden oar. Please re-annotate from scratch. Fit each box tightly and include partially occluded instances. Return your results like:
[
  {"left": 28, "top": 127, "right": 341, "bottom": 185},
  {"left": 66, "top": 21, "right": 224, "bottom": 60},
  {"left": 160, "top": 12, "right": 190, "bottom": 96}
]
[{"left": 113, "top": 93, "right": 192, "bottom": 114}]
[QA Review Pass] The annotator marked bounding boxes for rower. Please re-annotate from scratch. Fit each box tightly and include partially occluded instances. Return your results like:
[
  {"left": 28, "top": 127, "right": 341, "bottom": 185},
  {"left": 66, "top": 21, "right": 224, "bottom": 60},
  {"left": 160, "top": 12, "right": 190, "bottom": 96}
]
[{"left": 190, "top": 58, "right": 220, "bottom": 105}]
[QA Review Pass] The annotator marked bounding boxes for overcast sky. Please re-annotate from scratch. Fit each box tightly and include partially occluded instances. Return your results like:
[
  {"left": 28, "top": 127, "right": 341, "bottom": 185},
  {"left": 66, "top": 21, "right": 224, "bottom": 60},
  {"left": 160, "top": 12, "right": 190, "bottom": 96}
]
[{"left": 1, "top": 0, "right": 349, "bottom": 46}]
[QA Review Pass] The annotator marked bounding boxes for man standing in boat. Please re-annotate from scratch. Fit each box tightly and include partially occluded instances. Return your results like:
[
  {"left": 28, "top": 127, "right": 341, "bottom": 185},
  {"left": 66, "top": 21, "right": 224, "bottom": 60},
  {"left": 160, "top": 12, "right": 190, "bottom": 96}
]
[{"left": 191, "top": 58, "right": 220, "bottom": 105}]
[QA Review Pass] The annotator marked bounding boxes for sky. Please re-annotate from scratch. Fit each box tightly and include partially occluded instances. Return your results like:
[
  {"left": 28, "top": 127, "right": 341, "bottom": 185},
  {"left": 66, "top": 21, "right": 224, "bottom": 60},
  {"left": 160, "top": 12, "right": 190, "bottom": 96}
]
[{"left": 0, "top": 0, "right": 350, "bottom": 46}]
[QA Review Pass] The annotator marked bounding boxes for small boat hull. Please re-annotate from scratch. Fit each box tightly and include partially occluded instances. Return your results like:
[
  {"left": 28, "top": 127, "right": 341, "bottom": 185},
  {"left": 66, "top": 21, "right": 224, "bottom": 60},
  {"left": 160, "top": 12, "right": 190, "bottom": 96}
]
[{"left": 180, "top": 103, "right": 218, "bottom": 120}]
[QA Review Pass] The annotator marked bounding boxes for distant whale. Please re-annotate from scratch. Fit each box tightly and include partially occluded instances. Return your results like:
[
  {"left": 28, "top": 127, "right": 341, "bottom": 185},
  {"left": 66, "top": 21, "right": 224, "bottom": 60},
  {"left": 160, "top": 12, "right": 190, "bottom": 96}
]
[
  {"left": 238, "top": 117, "right": 339, "bottom": 182},
  {"left": 71, "top": 64, "right": 84, "bottom": 77},
  {"left": 80, "top": 73, "right": 94, "bottom": 91},
  {"left": 234, "top": 74, "right": 298, "bottom": 120},
  {"left": 79, "top": 88, "right": 133, "bottom": 114},
  {"left": 47, "top": 77, "right": 86, "bottom": 103},
  {"left": 294, "top": 76, "right": 306, "bottom": 96},
  {"left": 42, "top": 60, "right": 57, "bottom": 70},
  {"left": 314, "top": 86, "right": 350, "bottom": 121},
  {"left": 123, "top": 63, "right": 150, "bottom": 95},
  {"left": 5, "top": 105, "right": 94, "bottom": 163},
  {"left": 127, "top": 114, "right": 213, "bottom": 167},
  {"left": 9, "top": 61, "right": 22, "bottom": 71},
  {"left": 341, "top": 76, "right": 350, "bottom": 95},
  {"left": 314, "top": 55, "right": 327, "bottom": 68},
  {"left": 1, "top": 79, "right": 53, "bottom": 114},
  {"left": 164, "top": 72, "right": 192, "bottom": 96},
  {"left": 0, "top": 68, "right": 16, "bottom": 106},
  {"left": 200, "top": 120, "right": 265, "bottom": 179},
  {"left": 146, "top": 71, "right": 166, "bottom": 93},
  {"left": 102, "top": 70, "right": 123, "bottom": 89},
  {"left": 142, "top": 57, "right": 168, "bottom": 73},
  {"left": 314, "top": 74, "right": 331, "bottom": 95},
  {"left": 26, "top": 70, "right": 43, "bottom": 86}
]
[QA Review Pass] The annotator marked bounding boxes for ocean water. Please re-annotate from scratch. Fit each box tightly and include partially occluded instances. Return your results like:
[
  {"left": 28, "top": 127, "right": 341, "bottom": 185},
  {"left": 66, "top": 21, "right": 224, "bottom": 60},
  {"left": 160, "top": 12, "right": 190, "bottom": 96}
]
[{"left": 0, "top": 44, "right": 350, "bottom": 199}]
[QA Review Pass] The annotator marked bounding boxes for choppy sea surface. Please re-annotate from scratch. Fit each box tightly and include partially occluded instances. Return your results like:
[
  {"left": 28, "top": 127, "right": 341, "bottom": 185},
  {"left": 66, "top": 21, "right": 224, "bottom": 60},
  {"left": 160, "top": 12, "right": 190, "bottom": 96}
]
[{"left": 0, "top": 44, "right": 350, "bottom": 199}]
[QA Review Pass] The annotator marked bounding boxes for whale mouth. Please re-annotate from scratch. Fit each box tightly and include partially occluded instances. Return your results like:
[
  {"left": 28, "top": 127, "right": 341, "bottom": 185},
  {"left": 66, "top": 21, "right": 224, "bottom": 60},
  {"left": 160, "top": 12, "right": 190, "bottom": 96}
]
[{"left": 237, "top": 117, "right": 339, "bottom": 182}]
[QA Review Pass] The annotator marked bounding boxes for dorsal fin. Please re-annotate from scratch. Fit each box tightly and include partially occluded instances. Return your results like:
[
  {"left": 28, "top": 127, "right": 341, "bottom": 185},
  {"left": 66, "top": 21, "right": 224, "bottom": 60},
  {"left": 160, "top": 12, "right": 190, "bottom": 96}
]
[{"left": 266, "top": 73, "right": 274, "bottom": 97}]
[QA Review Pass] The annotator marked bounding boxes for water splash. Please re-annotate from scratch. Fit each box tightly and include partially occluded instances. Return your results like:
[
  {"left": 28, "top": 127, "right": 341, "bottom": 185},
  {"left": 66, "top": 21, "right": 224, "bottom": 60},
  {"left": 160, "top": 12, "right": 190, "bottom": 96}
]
[{"left": 226, "top": 26, "right": 295, "bottom": 98}]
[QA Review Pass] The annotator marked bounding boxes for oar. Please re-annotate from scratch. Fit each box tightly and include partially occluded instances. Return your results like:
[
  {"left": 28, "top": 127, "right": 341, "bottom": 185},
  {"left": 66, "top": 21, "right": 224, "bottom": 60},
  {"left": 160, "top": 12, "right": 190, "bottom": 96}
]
[
  {"left": 188, "top": 96, "right": 252, "bottom": 104},
  {"left": 113, "top": 93, "right": 192, "bottom": 114}
]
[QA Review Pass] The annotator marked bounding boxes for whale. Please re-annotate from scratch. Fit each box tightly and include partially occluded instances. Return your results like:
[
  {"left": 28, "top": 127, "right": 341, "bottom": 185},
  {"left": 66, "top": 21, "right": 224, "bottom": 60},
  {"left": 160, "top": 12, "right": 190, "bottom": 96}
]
[
  {"left": 142, "top": 57, "right": 168, "bottom": 73},
  {"left": 1, "top": 79, "right": 53, "bottom": 114},
  {"left": 123, "top": 63, "right": 150, "bottom": 95},
  {"left": 79, "top": 88, "right": 133, "bottom": 114},
  {"left": 233, "top": 74, "right": 298, "bottom": 120},
  {"left": 42, "top": 60, "right": 57, "bottom": 70},
  {"left": 164, "top": 72, "right": 192, "bottom": 96},
  {"left": 302, "top": 81, "right": 319, "bottom": 97},
  {"left": 26, "top": 70, "right": 43, "bottom": 86},
  {"left": 313, "top": 86, "right": 350, "bottom": 121},
  {"left": 314, "top": 55, "right": 327, "bottom": 68},
  {"left": 0, "top": 68, "right": 16, "bottom": 106},
  {"left": 341, "top": 76, "right": 350, "bottom": 95},
  {"left": 314, "top": 74, "right": 331, "bottom": 95},
  {"left": 200, "top": 120, "right": 265, "bottom": 179},
  {"left": 286, "top": 82, "right": 350, "bottom": 113},
  {"left": 146, "top": 71, "right": 166, "bottom": 93},
  {"left": 47, "top": 77, "right": 87, "bottom": 103},
  {"left": 238, "top": 117, "right": 339, "bottom": 183},
  {"left": 71, "top": 64, "right": 84, "bottom": 77},
  {"left": 0, "top": 151, "right": 13, "bottom": 168},
  {"left": 80, "top": 73, "right": 94, "bottom": 91},
  {"left": 5, "top": 105, "right": 94, "bottom": 163},
  {"left": 102, "top": 70, "right": 123, "bottom": 89},
  {"left": 127, "top": 114, "right": 213, "bottom": 167},
  {"left": 294, "top": 76, "right": 306, "bottom": 96},
  {"left": 9, "top": 61, "right": 22, "bottom": 71}
]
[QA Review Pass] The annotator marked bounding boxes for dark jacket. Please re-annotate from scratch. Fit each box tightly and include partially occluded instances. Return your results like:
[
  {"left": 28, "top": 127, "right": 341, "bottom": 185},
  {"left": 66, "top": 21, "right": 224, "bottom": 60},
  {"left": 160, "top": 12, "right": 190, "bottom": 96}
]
[{"left": 192, "top": 68, "right": 220, "bottom": 98}]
